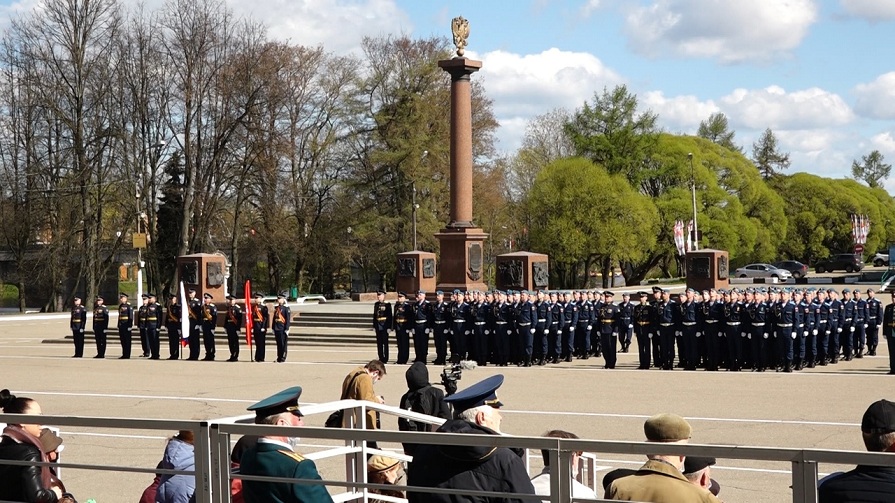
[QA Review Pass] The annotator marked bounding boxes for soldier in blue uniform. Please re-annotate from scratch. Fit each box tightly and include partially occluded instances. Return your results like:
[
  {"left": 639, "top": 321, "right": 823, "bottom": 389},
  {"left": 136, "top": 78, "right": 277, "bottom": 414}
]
[
  {"left": 431, "top": 291, "right": 449, "bottom": 365},
  {"left": 679, "top": 288, "right": 699, "bottom": 370},
  {"left": 840, "top": 289, "right": 856, "bottom": 361},
  {"left": 516, "top": 291, "right": 536, "bottom": 367},
  {"left": 272, "top": 292, "right": 291, "bottom": 363},
  {"left": 412, "top": 291, "right": 431, "bottom": 364},
  {"left": 633, "top": 292, "right": 652, "bottom": 369},
  {"left": 775, "top": 289, "right": 796, "bottom": 372},
  {"left": 794, "top": 289, "right": 812, "bottom": 369},
  {"left": 449, "top": 290, "right": 469, "bottom": 363},
  {"left": 881, "top": 292, "right": 895, "bottom": 374},
  {"left": 372, "top": 290, "right": 392, "bottom": 364},
  {"left": 865, "top": 288, "right": 882, "bottom": 356},
  {"left": 393, "top": 292, "right": 412, "bottom": 364},
  {"left": 533, "top": 291, "right": 551, "bottom": 366},
  {"left": 702, "top": 289, "right": 723, "bottom": 371},
  {"left": 472, "top": 291, "right": 490, "bottom": 365},
  {"left": 165, "top": 293, "right": 183, "bottom": 360},
  {"left": 852, "top": 289, "right": 868, "bottom": 358},
  {"left": 250, "top": 293, "right": 270, "bottom": 362},
  {"left": 186, "top": 289, "right": 203, "bottom": 360},
  {"left": 224, "top": 294, "right": 243, "bottom": 362},
  {"left": 145, "top": 293, "right": 161, "bottom": 359},
  {"left": 240, "top": 386, "right": 334, "bottom": 503},
  {"left": 618, "top": 293, "right": 634, "bottom": 353},
  {"left": 561, "top": 292, "right": 578, "bottom": 363},
  {"left": 92, "top": 296, "right": 109, "bottom": 358},
  {"left": 658, "top": 289, "right": 677, "bottom": 370},
  {"left": 493, "top": 291, "right": 512, "bottom": 366},
  {"left": 724, "top": 289, "right": 744, "bottom": 371},
  {"left": 750, "top": 289, "right": 769, "bottom": 372},
  {"left": 70, "top": 296, "right": 87, "bottom": 358},
  {"left": 137, "top": 293, "right": 150, "bottom": 357},
  {"left": 649, "top": 287, "right": 663, "bottom": 368},
  {"left": 598, "top": 291, "right": 620, "bottom": 369},
  {"left": 817, "top": 289, "right": 831, "bottom": 365},
  {"left": 117, "top": 293, "right": 134, "bottom": 359},
  {"left": 548, "top": 292, "right": 562, "bottom": 364},
  {"left": 590, "top": 290, "right": 604, "bottom": 357},
  {"left": 575, "top": 291, "right": 593, "bottom": 359},
  {"left": 200, "top": 293, "right": 218, "bottom": 361},
  {"left": 828, "top": 289, "right": 843, "bottom": 364}
]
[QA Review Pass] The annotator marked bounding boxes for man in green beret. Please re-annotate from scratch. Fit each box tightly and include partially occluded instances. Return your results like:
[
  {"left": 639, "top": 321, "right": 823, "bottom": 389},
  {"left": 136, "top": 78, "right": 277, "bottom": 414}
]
[
  {"left": 607, "top": 413, "right": 720, "bottom": 502},
  {"left": 239, "top": 386, "right": 334, "bottom": 503}
]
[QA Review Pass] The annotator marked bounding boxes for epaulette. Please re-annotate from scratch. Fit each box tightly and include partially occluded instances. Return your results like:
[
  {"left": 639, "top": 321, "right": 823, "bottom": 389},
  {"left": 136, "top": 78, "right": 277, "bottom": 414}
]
[{"left": 278, "top": 450, "right": 306, "bottom": 463}]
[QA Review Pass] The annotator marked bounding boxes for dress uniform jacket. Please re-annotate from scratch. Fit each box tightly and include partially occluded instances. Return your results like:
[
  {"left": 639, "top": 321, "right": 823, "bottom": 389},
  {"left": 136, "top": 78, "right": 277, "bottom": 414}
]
[
  {"left": 606, "top": 459, "right": 720, "bottom": 502},
  {"left": 239, "top": 440, "right": 333, "bottom": 503}
]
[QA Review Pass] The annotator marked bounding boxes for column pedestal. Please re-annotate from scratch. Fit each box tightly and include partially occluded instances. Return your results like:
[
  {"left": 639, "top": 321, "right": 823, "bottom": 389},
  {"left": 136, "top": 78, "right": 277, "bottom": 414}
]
[
  {"left": 435, "top": 227, "right": 488, "bottom": 292},
  {"left": 396, "top": 251, "right": 437, "bottom": 295}
]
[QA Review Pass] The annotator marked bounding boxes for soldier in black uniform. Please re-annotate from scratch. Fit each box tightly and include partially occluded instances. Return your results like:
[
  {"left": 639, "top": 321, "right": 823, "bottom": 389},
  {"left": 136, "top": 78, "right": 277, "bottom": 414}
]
[
  {"left": 92, "top": 296, "right": 109, "bottom": 359},
  {"left": 138, "top": 294, "right": 150, "bottom": 357},
  {"left": 493, "top": 290, "right": 513, "bottom": 366},
  {"left": 372, "top": 290, "right": 392, "bottom": 364},
  {"left": 548, "top": 291, "right": 562, "bottom": 364},
  {"left": 618, "top": 292, "right": 634, "bottom": 353},
  {"left": 725, "top": 289, "right": 744, "bottom": 371},
  {"left": 598, "top": 291, "right": 620, "bottom": 369},
  {"left": 650, "top": 287, "right": 664, "bottom": 368},
  {"left": 272, "top": 292, "right": 291, "bottom": 363},
  {"left": 574, "top": 291, "right": 592, "bottom": 359},
  {"left": 517, "top": 290, "right": 536, "bottom": 367},
  {"left": 431, "top": 291, "right": 449, "bottom": 365},
  {"left": 561, "top": 292, "right": 578, "bottom": 362},
  {"left": 117, "top": 293, "right": 134, "bottom": 359},
  {"left": 470, "top": 291, "right": 488, "bottom": 365},
  {"left": 702, "top": 289, "right": 724, "bottom": 371},
  {"left": 534, "top": 290, "right": 551, "bottom": 366},
  {"left": 828, "top": 289, "right": 843, "bottom": 364},
  {"left": 200, "top": 293, "right": 218, "bottom": 361},
  {"left": 794, "top": 289, "right": 811, "bottom": 369},
  {"left": 250, "top": 293, "right": 270, "bottom": 362},
  {"left": 881, "top": 291, "right": 895, "bottom": 374},
  {"left": 840, "top": 289, "right": 856, "bottom": 361},
  {"left": 817, "top": 289, "right": 831, "bottom": 365},
  {"left": 393, "top": 292, "right": 412, "bottom": 364},
  {"left": 450, "top": 289, "right": 470, "bottom": 363},
  {"left": 165, "top": 293, "right": 183, "bottom": 360},
  {"left": 224, "top": 294, "right": 243, "bottom": 362},
  {"left": 145, "top": 293, "right": 161, "bottom": 359},
  {"left": 658, "top": 289, "right": 677, "bottom": 370},
  {"left": 750, "top": 289, "right": 770, "bottom": 372},
  {"left": 866, "top": 288, "right": 882, "bottom": 356},
  {"left": 633, "top": 292, "right": 652, "bottom": 369},
  {"left": 852, "top": 289, "right": 868, "bottom": 358},
  {"left": 678, "top": 289, "right": 699, "bottom": 370},
  {"left": 412, "top": 291, "right": 431, "bottom": 364},
  {"left": 70, "top": 296, "right": 87, "bottom": 358},
  {"left": 590, "top": 290, "right": 603, "bottom": 357},
  {"left": 186, "top": 289, "right": 203, "bottom": 360}
]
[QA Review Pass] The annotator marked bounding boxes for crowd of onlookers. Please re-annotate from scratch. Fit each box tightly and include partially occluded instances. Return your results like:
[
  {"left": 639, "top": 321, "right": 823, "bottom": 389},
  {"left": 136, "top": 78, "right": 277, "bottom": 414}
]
[{"left": 2, "top": 373, "right": 893, "bottom": 502}]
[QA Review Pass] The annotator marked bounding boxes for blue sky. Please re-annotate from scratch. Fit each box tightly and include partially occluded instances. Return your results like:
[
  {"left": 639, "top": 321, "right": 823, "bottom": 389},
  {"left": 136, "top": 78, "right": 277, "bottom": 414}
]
[{"left": 2, "top": 0, "right": 894, "bottom": 190}]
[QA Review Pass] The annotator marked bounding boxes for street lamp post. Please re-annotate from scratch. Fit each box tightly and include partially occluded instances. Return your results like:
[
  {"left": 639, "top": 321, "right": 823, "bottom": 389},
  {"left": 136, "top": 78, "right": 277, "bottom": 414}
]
[
  {"left": 414, "top": 150, "right": 428, "bottom": 251},
  {"left": 688, "top": 152, "right": 699, "bottom": 251}
]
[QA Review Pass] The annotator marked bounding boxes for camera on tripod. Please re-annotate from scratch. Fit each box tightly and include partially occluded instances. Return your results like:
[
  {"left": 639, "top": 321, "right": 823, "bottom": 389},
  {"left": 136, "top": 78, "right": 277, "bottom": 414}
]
[{"left": 440, "top": 361, "right": 475, "bottom": 396}]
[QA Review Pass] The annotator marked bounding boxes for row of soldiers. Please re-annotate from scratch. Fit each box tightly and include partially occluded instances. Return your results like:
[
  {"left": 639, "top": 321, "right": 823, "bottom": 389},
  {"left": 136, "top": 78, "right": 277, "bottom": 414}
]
[
  {"left": 69, "top": 291, "right": 292, "bottom": 363},
  {"left": 371, "top": 285, "right": 891, "bottom": 373}
]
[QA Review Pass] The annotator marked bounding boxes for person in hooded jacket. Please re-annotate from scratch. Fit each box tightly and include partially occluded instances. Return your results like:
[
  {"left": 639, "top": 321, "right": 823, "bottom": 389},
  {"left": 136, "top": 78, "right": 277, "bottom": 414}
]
[
  {"left": 398, "top": 362, "right": 451, "bottom": 455},
  {"left": 406, "top": 375, "right": 535, "bottom": 503},
  {"left": 155, "top": 430, "right": 196, "bottom": 503}
]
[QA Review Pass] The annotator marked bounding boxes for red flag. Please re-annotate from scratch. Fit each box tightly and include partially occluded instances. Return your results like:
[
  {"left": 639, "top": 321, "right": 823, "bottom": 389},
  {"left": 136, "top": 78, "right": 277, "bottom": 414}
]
[{"left": 244, "top": 280, "right": 253, "bottom": 351}]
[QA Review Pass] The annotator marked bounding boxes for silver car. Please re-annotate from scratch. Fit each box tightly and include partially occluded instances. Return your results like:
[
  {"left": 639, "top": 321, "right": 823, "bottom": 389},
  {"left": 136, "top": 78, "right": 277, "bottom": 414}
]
[{"left": 733, "top": 263, "right": 793, "bottom": 280}]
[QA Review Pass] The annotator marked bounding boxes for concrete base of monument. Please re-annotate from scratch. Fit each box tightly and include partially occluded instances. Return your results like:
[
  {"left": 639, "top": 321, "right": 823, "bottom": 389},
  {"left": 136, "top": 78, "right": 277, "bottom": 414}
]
[{"left": 435, "top": 226, "right": 489, "bottom": 292}]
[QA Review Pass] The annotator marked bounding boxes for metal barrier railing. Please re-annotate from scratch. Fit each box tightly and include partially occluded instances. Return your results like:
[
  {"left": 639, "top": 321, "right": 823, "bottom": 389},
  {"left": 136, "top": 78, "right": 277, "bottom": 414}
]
[{"left": 4, "top": 405, "right": 895, "bottom": 503}]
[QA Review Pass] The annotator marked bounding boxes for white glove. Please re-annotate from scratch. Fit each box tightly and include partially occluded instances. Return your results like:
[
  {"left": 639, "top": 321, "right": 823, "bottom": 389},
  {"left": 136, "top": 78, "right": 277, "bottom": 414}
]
[
  {"left": 570, "top": 327, "right": 575, "bottom": 332},
  {"left": 285, "top": 331, "right": 289, "bottom": 336},
  {"left": 791, "top": 332, "right": 796, "bottom": 340},
  {"left": 484, "top": 330, "right": 490, "bottom": 335},
  {"left": 837, "top": 328, "right": 842, "bottom": 333},
  {"left": 747, "top": 333, "right": 752, "bottom": 339},
  {"left": 696, "top": 331, "right": 702, "bottom": 338},
  {"left": 465, "top": 330, "right": 471, "bottom": 335},
  {"left": 741, "top": 332, "right": 747, "bottom": 338},
  {"left": 262, "top": 328, "right": 267, "bottom": 334},
  {"left": 80, "top": 328, "right": 84, "bottom": 333},
  {"left": 648, "top": 333, "right": 654, "bottom": 339},
  {"left": 812, "top": 329, "right": 818, "bottom": 336},
  {"left": 530, "top": 329, "right": 536, "bottom": 334},
  {"left": 718, "top": 332, "right": 724, "bottom": 337},
  {"left": 864, "top": 324, "right": 868, "bottom": 329},
  {"left": 803, "top": 331, "right": 809, "bottom": 337},
  {"left": 612, "top": 332, "right": 618, "bottom": 337},
  {"left": 849, "top": 326, "right": 855, "bottom": 332},
  {"left": 544, "top": 329, "right": 549, "bottom": 334},
  {"left": 587, "top": 325, "right": 592, "bottom": 331},
  {"left": 763, "top": 332, "right": 768, "bottom": 339},
  {"left": 675, "top": 331, "right": 681, "bottom": 337},
  {"left": 628, "top": 324, "right": 634, "bottom": 329}
]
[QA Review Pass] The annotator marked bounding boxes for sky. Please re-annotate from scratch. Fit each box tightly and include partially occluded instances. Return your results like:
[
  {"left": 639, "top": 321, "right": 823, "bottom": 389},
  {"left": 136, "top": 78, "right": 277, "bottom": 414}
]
[{"left": 2, "top": 0, "right": 894, "bottom": 191}]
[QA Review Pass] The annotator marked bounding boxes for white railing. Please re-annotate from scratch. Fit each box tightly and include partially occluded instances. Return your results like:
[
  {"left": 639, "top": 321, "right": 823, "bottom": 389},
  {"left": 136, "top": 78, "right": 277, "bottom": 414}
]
[{"left": 3, "top": 403, "right": 895, "bottom": 503}]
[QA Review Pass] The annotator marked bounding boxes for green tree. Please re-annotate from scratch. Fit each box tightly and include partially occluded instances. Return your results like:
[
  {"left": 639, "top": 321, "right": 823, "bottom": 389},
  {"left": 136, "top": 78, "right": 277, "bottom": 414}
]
[
  {"left": 751, "top": 128, "right": 790, "bottom": 180},
  {"left": 697, "top": 112, "right": 741, "bottom": 153},
  {"left": 527, "top": 157, "right": 657, "bottom": 288},
  {"left": 851, "top": 150, "right": 891, "bottom": 189},
  {"left": 564, "top": 85, "right": 660, "bottom": 186}
]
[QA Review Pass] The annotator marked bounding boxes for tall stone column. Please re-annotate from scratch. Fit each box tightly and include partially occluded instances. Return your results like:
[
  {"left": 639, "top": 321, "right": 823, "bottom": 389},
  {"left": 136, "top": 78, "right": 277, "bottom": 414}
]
[{"left": 434, "top": 19, "right": 488, "bottom": 293}]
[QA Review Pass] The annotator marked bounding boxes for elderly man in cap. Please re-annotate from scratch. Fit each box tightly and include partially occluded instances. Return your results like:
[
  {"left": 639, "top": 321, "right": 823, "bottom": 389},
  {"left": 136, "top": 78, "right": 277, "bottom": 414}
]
[
  {"left": 372, "top": 290, "right": 392, "bottom": 364},
  {"left": 239, "top": 386, "right": 334, "bottom": 503},
  {"left": 606, "top": 413, "right": 720, "bottom": 502},
  {"left": 818, "top": 399, "right": 895, "bottom": 501},
  {"left": 406, "top": 375, "right": 535, "bottom": 502}
]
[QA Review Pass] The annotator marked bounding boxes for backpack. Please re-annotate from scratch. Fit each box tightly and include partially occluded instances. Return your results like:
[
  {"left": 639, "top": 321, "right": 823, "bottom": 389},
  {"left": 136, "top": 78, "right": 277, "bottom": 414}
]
[{"left": 398, "top": 388, "right": 434, "bottom": 433}]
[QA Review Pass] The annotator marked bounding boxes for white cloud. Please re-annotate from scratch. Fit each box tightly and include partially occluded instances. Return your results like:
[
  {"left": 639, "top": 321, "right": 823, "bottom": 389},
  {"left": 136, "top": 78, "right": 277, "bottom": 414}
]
[
  {"left": 869, "top": 131, "right": 895, "bottom": 156},
  {"left": 840, "top": 0, "right": 895, "bottom": 21},
  {"left": 480, "top": 48, "right": 623, "bottom": 151},
  {"left": 623, "top": 0, "right": 818, "bottom": 63},
  {"left": 640, "top": 91, "right": 718, "bottom": 131},
  {"left": 854, "top": 72, "right": 895, "bottom": 120},
  {"left": 719, "top": 85, "right": 854, "bottom": 130},
  {"left": 580, "top": 0, "right": 603, "bottom": 18}
]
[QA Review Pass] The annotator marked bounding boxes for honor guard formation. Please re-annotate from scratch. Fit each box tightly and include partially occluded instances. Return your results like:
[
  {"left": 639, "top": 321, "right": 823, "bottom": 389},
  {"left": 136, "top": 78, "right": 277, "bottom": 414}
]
[{"left": 373, "top": 286, "right": 895, "bottom": 374}]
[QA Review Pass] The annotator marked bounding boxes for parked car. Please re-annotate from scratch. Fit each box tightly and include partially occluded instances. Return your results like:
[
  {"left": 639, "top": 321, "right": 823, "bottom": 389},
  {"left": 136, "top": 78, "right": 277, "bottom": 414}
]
[
  {"left": 772, "top": 260, "right": 809, "bottom": 279},
  {"left": 814, "top": 253, "right": 864, "bottom": 273},
  {"left": 733, "top": 263, "right": 793, "bottom": 280},
  {"left": 872, "top": 252, "right": 889, "bottom": 267}
]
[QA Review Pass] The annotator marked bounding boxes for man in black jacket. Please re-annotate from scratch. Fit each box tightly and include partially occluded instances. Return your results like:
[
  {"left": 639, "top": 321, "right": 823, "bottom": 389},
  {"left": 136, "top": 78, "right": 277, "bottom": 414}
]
[
  {"left": 406, "top": 374, "right": 535, "bottom": 503},
  {"left": 818, "top": 399, "right": 895, "bottom": 502},
  {"left": 398, "top": 362, "right": 451, "bottom": 455}
]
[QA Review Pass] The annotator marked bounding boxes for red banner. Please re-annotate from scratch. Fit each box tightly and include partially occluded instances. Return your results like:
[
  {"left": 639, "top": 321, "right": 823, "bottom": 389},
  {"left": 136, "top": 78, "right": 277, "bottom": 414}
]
[{"left": 244, "top": 280, "right": 253, "bottom": 351}]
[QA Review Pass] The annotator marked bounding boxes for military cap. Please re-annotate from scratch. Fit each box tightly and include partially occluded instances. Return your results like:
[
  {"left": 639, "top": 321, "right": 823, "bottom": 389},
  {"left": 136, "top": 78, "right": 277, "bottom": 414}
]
[
  {"left": 188, "top": 288, "right": 197, "bottom": 294},
  {"left": 95, "top": 295, "right": 104, "bottom": 301},
  {"left": 73, "top": 296, "right": 82, "bottom": 302},
  {"left": 685, "top": 288, "right": 696, "bottom": 293},
  {"left": 867, "top": 288, "right": 876, "bottom": 294},
  {"left": 417, "top": 290, "right": 426, "bottom": 296},
  {"left": 622, "top": 292, "right": 630, "bottom": 297},
  {"left": 652, "top": 286, "right": 662, "bottom": 293},
  {"left": 643, "top": 413, "right": 691, "bottom": 442},
  {"left": 119, "top": 292, "right": 128, "bottom": 299},
  {"left": 445, "top": 374, "right": 504, "bottom": 414},
  {"left": 861, "top": 399, "right": 895, "bottom": 433},
  {"left": 148, "top": 293, "right": 156, "bottom": 298},
  {"left": 277, "top": 291, "right": 288, "bottom": 299},
  {"left": 169, "top": 293, "right": 178, "bottom": 299},
  {"left": 718, "top": 289, "right": 727, "bottom": 295},
  {"left": 435, "top": 290, "right": 444, "bottom": 296},
  {"left": 397, "top": 291, "right": 407, "bottom": 298},
  {"left": 253, "top": 292, "right": 264, "bottom": 299},
  {"left": 637, "top": 291, "right": 649, "bottom": 297},
  {"left": 141, "top": 294, "right": 149, "bottom": 299},
  {"left": 495, "top": 290, "right": 505, "bottom": 295},
  {"left": 368, "top": 455, "right": 401, "bottom": 473},
  {"left": 841, "top": 288, "right": 850, "bottom": 294},
  {"left": 225, "top": 294, "right": 235, "bottom": 300},
  {"left": 453, "top": 289, "right": 462, "bottom": 295},
  {"left": 826, "top": 288, "right": 836, "bottom": 293},
  {"left": 203, "top": 293, "right": 213, "bottom": 300},
  {"left": 247, "top": 386, "right": 303, "bottom": 418},
  {"left": 376, "top": 290, "right": 386, "bottom": 295},
  {"left": 603, "top": 291, "right": 614, "bottom": 297}
]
